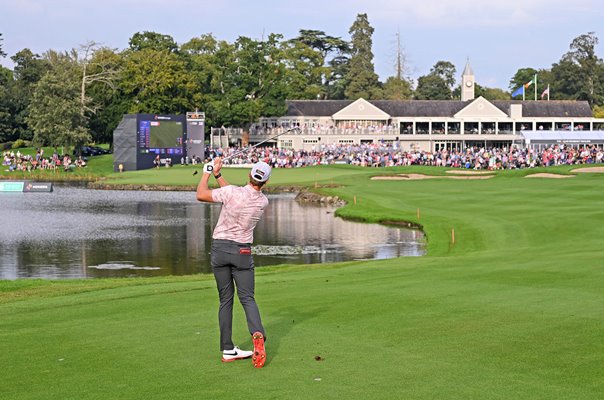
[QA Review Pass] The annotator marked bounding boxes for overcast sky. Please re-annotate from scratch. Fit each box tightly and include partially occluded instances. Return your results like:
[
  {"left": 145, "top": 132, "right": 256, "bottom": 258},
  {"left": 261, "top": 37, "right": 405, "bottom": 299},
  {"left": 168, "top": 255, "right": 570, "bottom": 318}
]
[{"left": 1, "top": 0, "right": 602, "bottom": 91}]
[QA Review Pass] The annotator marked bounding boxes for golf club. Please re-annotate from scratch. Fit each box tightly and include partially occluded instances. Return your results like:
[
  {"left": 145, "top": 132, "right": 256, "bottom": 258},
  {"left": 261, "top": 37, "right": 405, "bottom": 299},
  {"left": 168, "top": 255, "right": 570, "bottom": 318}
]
[{"left": 194, "top": 127, "right": 301, "bottom": 175}]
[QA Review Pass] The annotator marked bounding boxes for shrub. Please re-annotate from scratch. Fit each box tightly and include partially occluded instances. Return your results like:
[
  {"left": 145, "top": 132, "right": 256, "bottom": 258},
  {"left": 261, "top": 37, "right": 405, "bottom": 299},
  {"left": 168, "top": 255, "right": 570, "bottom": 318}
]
[
  {"left": 11, "top": 139, "right": 29, "bottom": 149},
  {"left": 1, "top": 142, "right": 13, "bottom": 150}
]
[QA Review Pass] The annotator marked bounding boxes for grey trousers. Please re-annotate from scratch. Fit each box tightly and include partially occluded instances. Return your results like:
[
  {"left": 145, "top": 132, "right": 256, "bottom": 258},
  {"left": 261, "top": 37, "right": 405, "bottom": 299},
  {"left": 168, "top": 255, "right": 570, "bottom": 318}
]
[{"left": 211, "top": 239, "right": 265, "bottom": 351}]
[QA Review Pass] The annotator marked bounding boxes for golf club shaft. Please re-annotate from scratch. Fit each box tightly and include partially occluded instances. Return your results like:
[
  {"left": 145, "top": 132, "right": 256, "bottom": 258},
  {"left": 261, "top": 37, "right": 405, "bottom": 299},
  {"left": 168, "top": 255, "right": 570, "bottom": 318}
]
[
  {"left": 221, "top": 127, "right": 300, "bottom": 162},
  {"left": 196, "top": 127, "right": 300, "bottom": 174}
]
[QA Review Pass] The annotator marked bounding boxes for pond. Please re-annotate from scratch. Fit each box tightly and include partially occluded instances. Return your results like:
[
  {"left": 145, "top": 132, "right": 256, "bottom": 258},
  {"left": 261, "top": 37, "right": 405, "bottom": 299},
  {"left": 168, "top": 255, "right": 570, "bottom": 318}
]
[{"left": 0, "top": 186, "right": 425, "bottom": 279}]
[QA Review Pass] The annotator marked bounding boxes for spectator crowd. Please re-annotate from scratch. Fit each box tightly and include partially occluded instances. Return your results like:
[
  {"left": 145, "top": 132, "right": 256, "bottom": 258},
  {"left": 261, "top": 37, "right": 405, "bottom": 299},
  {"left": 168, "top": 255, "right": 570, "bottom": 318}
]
[
  {"left": 2, "top": 149, "right": 87, "bottom": 172},
  {"left": 5, "top": 143, "right": 603, "bottom": 173},
  {"left": 207, "top": 142, "right": 604, "bottom": 170}
]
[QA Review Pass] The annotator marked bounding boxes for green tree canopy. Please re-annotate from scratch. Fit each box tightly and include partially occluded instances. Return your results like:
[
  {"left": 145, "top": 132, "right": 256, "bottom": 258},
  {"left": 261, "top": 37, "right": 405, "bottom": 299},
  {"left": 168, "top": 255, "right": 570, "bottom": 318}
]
[
  {"left": 415, "top": 61, "right": 456, "bottom": 100},
  {"left": 382, "top": 77, "right": 413, "bottom": 100},
  {"left": 344, "top": 13, "right": 382, "bottom": 100},
  {"left": 475, "top": 85, "right": 511, "bottom": 100},
  {"left": 0, "top": 66, "right": 15, "bottom": 142},
  {"left": 9, "top": 49, "right": 51, "bottom": 140},
  {"left": 27, "top": 53, "right": 90, "bottom": 148},
  {"left": 287, "top": 29, "right": 349, "bottom": 99},
  {"left": 509, "top": 67, "right": 538, "bottom": 93},
  {"left": 128, "top": 31, "right": 178, "bottom": 53},
  {"left": 84, "top": 47, "right": 124, "bottom": 144},
  {"left": 120, "top": 47, "right": 199, "bottom": 114},
  {"left": 281, "top": 39, "right": 326, "bottom": 100},
  {"left": 550, "top": 32, "right": 604, "bottom": 105}
]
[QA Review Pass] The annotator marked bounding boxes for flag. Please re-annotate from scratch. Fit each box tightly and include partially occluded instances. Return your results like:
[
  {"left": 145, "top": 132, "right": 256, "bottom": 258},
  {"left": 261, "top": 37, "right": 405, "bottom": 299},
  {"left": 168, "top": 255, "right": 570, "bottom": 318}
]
[
  {"left": 541, "top": 84, "right": 550, "bottom": 100},
  {"left": 524, "top": 75, "right": 537, "bottom": 88},
  {"left": 511, "top": 86, "right": 524, "bottom": 97}
]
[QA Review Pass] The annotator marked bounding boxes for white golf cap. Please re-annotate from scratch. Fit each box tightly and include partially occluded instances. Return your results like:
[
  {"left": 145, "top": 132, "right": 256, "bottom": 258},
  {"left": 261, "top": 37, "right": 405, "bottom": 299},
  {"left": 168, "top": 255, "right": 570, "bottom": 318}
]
[{"left": 251, "top": 161, "right": 272, "bottom": 183}]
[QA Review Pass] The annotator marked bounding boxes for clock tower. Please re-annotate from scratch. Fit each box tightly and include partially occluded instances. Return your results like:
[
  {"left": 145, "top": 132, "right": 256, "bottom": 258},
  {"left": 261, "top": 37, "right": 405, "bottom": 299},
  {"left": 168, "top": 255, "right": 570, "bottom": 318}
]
[{"left": 461, "top": 58, "right": 475, "bottom": 101}]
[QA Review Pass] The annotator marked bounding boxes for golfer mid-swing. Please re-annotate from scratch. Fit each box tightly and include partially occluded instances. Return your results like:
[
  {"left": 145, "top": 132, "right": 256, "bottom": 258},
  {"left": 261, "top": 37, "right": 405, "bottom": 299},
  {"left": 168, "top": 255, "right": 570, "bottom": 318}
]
[{"left": 196, "top": 157, "right": 270, "bottom": 368}]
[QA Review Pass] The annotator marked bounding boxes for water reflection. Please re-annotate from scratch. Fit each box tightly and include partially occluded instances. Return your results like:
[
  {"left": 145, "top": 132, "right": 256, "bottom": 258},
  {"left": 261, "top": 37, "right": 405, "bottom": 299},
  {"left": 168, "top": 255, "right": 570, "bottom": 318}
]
[{"left": 0, "top": 187, "right": 424, "bottom": 279}]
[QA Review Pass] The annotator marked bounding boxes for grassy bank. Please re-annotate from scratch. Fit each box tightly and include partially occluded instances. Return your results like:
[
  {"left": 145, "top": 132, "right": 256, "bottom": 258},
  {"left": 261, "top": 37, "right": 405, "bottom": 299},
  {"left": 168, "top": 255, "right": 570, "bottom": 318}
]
[{"left": 1, "top": 166, "right": 603, "bottom": 399}]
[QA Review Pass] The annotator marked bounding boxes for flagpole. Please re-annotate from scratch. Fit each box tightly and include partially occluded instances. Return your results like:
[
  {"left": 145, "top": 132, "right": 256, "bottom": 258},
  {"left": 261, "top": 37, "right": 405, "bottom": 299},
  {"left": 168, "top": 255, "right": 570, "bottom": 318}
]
[
  {"left": 523, "top": 86, "right": 525, "bottom": 101},
  {"left": 534, "top": 74, "right": 537, "bottom": 101},
  {"left": 547, "top": 84, "right": 550, "bottom": 101}
]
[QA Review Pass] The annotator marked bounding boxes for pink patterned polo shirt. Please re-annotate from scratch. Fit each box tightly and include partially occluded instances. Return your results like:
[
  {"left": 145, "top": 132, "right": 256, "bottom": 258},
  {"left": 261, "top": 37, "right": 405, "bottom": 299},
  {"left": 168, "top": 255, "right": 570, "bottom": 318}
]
[{"left": 211, "top": 184, "right": 269, "bottom": 244}]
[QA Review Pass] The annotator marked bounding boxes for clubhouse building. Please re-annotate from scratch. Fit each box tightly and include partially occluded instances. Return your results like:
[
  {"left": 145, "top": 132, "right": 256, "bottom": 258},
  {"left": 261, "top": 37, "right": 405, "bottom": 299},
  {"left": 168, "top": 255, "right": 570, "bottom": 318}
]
[{"left": 211, "top": 62, "right": 604, "bottom": 152}]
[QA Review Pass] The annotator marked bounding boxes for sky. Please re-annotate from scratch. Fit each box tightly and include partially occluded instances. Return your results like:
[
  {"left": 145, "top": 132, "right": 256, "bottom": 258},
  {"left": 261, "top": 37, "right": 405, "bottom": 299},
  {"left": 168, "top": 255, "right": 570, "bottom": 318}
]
[{"left": 1, "top": 0, "right": 603, "bottom": 91}]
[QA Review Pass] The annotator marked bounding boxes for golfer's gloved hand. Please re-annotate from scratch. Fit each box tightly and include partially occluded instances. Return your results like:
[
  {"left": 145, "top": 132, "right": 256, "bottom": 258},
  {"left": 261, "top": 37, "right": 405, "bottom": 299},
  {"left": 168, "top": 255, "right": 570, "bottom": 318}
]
[{"left": 203, "top": 162, "right": 214, "bottom": 174}]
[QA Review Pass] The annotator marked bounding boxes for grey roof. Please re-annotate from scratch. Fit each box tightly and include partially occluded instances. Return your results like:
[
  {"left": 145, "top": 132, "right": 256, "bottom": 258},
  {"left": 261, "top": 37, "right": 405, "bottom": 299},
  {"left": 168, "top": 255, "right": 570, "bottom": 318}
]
[
  {"left": 285, "top": 99, "right": 594, "bottom": 119},
  {"left": 286, "top": 100, "right": 354, "bottom": 117}
]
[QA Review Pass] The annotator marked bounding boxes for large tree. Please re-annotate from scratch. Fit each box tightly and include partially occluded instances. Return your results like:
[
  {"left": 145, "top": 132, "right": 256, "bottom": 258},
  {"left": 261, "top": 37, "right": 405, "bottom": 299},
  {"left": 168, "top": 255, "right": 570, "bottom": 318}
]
[
  {"left": 289, "top": 29, "right": 350, "bottom": 99},
  {"left": 181, "top": 34, "right": 233, "bottom": 127},
  {"left": 27, "top": 52, "right": 90, "bottom": 149},
  {"left": 415, "top": 61, "right": 456, "bottom": 100},
  {"left": 84, "top": 46, "right": 124, "bottom": 144},
  {"left": 0, "top": 66, "right": 14, "bottom": 142},
  {"left": 550, "top": 32, "right": 603, "bottom": 105},
  {"left": 0, "top": 33, "right": 6, "bottom": 58},
  {"left": 9, "top": 49, "right": 51, "bottom": 140},
  {"left": 475, "top": 85, "right": 510, "bottom": 100},
  {"left": 209, "top": 34, "right": 289, "bottom": 127},
  {"left": 120, "top": 47, "right": 198, "bottom": 114},
  {"left": 344, "top": 13, "right": 382, "bottom": 99},
  {"left": 0, "top": 33, "right": 14, "bottom": 142},
  {"left": 281, "top": 39, "right": 326, "bottom": 100},
  {"left": 382, "top": 77, "right": 413, "bottom": 100},
  {"left": 128, "top": 31, "right": 178, "bottom": 53}
]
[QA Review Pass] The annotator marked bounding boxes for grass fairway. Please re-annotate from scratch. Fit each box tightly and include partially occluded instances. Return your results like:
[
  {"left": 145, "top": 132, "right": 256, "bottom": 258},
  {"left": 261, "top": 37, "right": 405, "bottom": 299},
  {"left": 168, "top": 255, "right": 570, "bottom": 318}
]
[{"left": 1, "top": 166, "right": 604, "bottom": 399}]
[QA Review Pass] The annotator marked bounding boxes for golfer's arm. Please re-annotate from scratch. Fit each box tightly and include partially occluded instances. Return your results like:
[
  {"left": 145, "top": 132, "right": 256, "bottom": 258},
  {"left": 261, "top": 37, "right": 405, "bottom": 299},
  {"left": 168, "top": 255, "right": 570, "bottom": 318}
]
[
  {"left": 196, "top": 173, "right": 214, "bottom": 202},
  {"left": 215, "top": 174, "right": 229, "bottom": 187}
]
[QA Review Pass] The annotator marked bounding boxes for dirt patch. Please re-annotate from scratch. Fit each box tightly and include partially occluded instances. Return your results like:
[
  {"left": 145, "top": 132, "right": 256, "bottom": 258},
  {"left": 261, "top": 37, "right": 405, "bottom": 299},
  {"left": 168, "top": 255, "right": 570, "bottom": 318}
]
[
  {"left": 571, "top": 167, "right": 604, "bottom": 173},
  {"left": 524, "top": 173, "right": 574, "bottom": 179},
  {"left": 445, "top": 170, "right": 494, "bottom": 175}
]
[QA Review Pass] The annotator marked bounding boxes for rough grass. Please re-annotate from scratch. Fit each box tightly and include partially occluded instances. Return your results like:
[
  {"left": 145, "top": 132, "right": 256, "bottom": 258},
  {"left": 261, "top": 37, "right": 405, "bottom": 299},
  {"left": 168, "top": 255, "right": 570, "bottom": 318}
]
[{"left": 1, "top": 165, "right": 603, "bottom": 399}]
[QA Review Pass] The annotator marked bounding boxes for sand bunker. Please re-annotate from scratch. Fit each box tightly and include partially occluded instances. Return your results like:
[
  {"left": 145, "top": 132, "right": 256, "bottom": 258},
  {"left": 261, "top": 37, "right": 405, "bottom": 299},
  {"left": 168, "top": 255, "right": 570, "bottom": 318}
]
[
  {"left": 371, "top": 174, "right": 437, "bottom": 180},
  {"left": 445, "top": 170, "right": 495, "bottom": 175},
  {"left": 570, "top": 167, "right": 604, "bottom": 173},
  {"left": 524, "top": 173, "right": 574, "bottom": 179},
  {"left": 448, "top": 175, "right": 494, "bottom": 180},
  {"left": 371, "top": 174, "right": 493, "bottom": 181}
]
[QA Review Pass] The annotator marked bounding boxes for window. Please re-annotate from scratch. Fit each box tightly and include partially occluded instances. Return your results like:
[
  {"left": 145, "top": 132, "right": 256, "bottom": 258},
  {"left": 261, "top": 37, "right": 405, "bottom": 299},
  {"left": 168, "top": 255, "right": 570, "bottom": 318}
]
[
  {"left": 498, "top": 122, "right": 513, "bottom": 134},
  {"left": 431, "top": 122, "right": 445, "bottom": 134},
  {"left": 464, "top": 122, "right": 478, "bottom": 134},
  {"left": 481, "top": 122, "right": 496, "bottom": 134},
  {"left": 416, "top": 122, "right": 429, "bottom": 135},
  {"left": 447, "top": 122, "right": 460, "bottom": 134},
  {"left": 400, "top": 122, "right": 413, "bottom": 135}
]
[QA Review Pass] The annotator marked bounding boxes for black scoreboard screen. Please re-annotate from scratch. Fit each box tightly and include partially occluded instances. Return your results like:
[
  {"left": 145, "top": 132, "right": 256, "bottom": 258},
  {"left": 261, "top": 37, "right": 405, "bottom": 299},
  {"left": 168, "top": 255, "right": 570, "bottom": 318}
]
[{"left": 135, "top": 114, "right": 186, "bottom": 169}]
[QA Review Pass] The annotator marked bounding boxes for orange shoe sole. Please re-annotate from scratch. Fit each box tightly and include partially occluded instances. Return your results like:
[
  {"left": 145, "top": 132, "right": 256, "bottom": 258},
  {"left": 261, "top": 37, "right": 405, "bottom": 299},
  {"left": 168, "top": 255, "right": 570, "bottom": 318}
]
[{"left": 252, "top": 332, "right": 266, "bottom": 368}]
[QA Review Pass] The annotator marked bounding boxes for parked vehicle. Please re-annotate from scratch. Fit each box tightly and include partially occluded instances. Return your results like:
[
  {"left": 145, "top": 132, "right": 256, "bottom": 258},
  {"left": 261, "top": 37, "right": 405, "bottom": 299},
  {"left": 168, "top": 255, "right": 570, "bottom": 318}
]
[{"left": 77, "top": 146, "right": 111, "bottom": 157}]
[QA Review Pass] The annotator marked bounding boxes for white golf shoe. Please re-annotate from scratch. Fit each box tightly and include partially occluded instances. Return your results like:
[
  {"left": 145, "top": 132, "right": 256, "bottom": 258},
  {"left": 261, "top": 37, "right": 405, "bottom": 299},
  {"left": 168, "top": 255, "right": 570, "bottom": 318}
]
[{"left": 221, "top": 346, "right": 253, "bottom": 362}]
